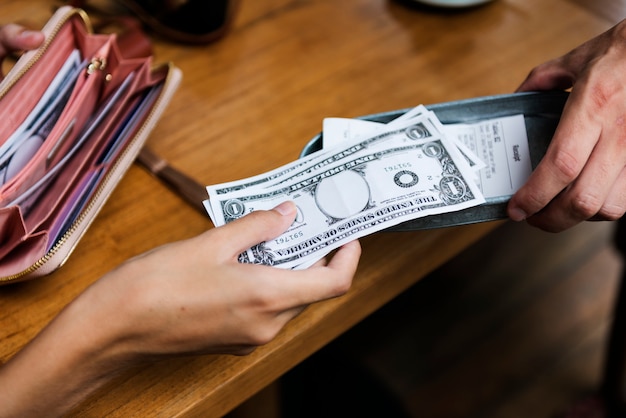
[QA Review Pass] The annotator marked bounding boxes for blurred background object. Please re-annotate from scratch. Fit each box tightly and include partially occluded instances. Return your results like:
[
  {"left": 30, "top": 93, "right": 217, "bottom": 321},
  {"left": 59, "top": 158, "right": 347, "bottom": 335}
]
[
  {"left": 405, "top": 0, "right": 496, "bottom": 8},
  {"left": 68, "top": 0, "right": 240, "bottom": 44}
]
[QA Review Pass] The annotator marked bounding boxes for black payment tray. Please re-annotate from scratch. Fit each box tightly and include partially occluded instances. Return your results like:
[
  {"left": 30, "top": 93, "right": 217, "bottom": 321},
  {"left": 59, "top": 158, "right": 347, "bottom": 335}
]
[{"left": 299, "top": 91, "right": 569, "bottom": 231}]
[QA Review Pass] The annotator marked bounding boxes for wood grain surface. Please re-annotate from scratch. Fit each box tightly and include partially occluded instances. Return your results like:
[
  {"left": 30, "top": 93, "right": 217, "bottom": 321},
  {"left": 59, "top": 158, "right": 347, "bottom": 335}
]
[{"left": 0, "top": 0, "right": 618, "bottom": 416}]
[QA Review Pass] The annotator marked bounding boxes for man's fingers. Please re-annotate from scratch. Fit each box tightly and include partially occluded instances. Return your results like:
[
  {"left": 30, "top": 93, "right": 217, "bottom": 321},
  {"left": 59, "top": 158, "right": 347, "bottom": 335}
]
[
  {"left": 508, "top": 89, "right": 601, "bottom": 221},
  {"left": 515, "top": 60, "right": 575, "bottom": 93},
  {"left": 523, "top": 145, "right": 626, "bottom": 232},
  {"left": 590, "top": 166, "right": 626, "bottom": 222}
]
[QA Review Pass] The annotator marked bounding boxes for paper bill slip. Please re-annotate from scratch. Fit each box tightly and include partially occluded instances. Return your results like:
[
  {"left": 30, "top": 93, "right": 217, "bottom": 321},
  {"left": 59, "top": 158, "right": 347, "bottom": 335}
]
[{"left": 322, "top": 112, "right": 531, "bottom": 202}]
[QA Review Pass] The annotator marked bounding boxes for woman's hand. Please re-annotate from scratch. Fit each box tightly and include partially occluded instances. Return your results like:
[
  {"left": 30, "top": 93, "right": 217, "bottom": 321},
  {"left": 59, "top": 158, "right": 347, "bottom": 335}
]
[
  {"left": 91, "top": 201, "right": 361, "bottom": 358},
  {"left": 0, "top": 201, "right": 361, "bottom": 417},
  {"left": 0, "top": 23, "right": 43, "bottom": 62}
]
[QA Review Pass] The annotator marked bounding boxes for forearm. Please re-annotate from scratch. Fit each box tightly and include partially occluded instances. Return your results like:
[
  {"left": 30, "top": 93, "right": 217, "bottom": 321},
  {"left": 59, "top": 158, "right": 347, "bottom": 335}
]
[
  {"left": 0, "top": 205, "right": 360, "bottom": 416},
  {"left": 0, "top": 284, "right": 132, "bottom": 417}
]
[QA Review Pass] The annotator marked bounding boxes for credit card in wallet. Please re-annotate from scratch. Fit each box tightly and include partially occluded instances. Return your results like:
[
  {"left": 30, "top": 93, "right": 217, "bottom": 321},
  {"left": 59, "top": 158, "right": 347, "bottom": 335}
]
[
  {"left": 8, "top": 73, "right": 136, "bottom": 211},
  {"left": 47, "top": 83, "right": 163, "bottom": 245},
  {"left": 0, "top": 50, "right": 83, "bottom": 186}
]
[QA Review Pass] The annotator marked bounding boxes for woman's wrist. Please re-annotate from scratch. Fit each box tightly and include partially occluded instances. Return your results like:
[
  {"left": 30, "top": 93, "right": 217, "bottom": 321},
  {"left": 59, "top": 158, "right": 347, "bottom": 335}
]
[{"left": 0, "top": 274, "right": 136, "bottom": 417}]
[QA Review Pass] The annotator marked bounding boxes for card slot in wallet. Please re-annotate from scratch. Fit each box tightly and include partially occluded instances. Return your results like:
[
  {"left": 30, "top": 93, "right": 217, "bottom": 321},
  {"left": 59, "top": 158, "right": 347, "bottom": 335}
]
[
  {"left": 0, "top": 6, "right": 182, "bottom": 283},
  {"left": 32, "top": 80, "right": 162, "bottom": 238},
  {"left": 0, "top": 72, "right": 168, "bottom": 274},
  {"left": 0, "top": 49, "right": 83, "bottom": 178},
  {"left": 41, "top": 83, "right": 163, "bottom": 246},
  {"left": 0, "top": 24, "right": 78, "bottom": 143},
  {"left": 0, "top": 42, "right": 114, "bottom": 205},
  {"left": 0, "top": 13, "right": 115, "bottom": 145},
  {"left": 18, "top": 72, "right": 141, "bottom": 231}
]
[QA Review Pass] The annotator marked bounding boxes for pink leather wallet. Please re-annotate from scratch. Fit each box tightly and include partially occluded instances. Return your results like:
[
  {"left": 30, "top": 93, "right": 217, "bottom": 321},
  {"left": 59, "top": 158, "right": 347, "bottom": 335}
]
[{"left": 0, "top": 6, "right": 181, "bottom": 283}]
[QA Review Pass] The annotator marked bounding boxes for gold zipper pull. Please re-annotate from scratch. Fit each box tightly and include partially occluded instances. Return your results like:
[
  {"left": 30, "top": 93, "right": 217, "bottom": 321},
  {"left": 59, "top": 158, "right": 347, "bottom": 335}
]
[{"left": 86, "top": 57, "right": 107, "bottom": 75}]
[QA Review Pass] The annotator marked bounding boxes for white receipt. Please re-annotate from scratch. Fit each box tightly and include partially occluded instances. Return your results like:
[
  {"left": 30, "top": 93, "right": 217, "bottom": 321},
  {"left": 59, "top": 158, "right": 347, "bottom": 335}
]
[
  {"left": 322, "top": 112, "right": 532, "bottom": 201},
  {"left": 443, "top": 115, "right": 531, "bottom": 200}
]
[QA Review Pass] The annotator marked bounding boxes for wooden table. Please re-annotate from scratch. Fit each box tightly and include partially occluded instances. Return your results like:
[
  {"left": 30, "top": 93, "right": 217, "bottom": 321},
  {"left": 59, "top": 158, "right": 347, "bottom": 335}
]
[{"left": 0, "top": 0, "right": 620, "bottom": 416}]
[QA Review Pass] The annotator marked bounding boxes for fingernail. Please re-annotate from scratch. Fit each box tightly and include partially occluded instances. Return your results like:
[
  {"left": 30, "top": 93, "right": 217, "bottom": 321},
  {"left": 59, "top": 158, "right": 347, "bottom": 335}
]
[
  {"left": 508, "top": 207, "right": 527, "bottom": 222},
  {"left": 19, "top": 30, "right": 40, "bottom": 39},
  {"left": 274, "top": 201, "right": 295, "bottom": 216}
]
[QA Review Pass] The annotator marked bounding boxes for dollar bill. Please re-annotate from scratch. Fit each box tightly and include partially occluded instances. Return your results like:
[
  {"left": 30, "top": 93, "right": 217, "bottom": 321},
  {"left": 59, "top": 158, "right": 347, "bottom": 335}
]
[
  {"left": 322, "top": 106, "right": 486, "bottom": 172},
  {"left": 206, "top": 111, "right": 445, "bottom": 198},
  {"left": 208, "top": 132, "right": 484, "bottom": 269},
  {"left": 204, "top": 113, "right": 446, "bottom": 223},
  {"left": 321, "top": 109, "right": 532, "bottom": 201}
]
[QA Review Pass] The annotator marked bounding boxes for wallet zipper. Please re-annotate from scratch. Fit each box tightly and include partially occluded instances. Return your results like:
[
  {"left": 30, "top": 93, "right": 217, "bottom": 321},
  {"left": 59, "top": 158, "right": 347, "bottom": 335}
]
[{"left": 0, "top": 61, "right": 178, "bottom": 283}]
